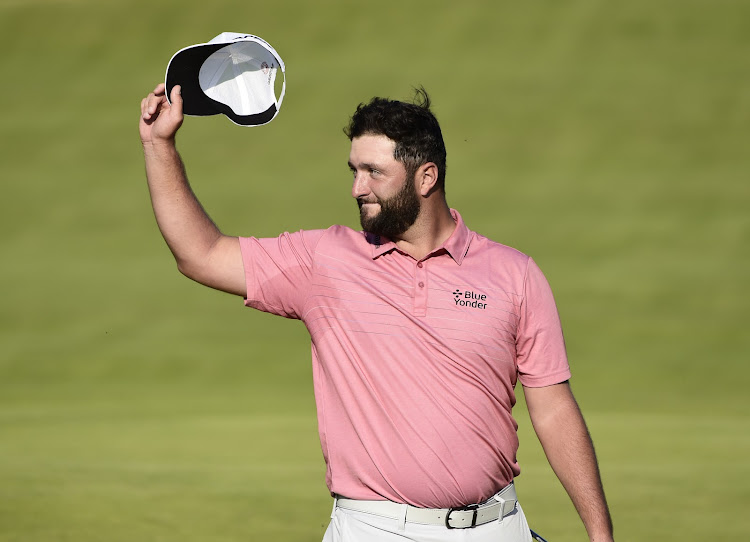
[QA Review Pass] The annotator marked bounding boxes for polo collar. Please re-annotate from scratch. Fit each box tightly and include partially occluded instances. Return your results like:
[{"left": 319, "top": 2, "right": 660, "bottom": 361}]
[
  {"left": 367, "top": 209, "right": 472, "bottom": 265},
  {"left": 442, "top": 209, "right": 472, "bottom": 265},
  {"left": 366, "top": 232, "right": 395, "bottom": 258}
]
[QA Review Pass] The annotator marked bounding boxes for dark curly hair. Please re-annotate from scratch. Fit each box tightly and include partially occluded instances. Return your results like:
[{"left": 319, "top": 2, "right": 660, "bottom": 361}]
[{"left": 344, "top": 87, "right": 447, "bottom": 191}]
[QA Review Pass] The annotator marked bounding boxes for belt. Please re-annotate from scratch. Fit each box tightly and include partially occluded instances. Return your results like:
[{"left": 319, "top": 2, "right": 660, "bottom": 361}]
[{"left": 334, "top": 483, "right": 517, "bottom": 529}]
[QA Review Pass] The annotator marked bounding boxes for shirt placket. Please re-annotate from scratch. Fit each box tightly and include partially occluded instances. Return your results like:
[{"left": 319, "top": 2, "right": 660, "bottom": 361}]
[{"left": 414, "top": 260, "right": 428, "bottom": 316}]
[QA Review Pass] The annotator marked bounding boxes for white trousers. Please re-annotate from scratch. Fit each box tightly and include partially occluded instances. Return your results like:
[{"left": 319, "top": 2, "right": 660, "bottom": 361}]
[{"left": 322, "top": 501, "right": 534, "bottom": 542}]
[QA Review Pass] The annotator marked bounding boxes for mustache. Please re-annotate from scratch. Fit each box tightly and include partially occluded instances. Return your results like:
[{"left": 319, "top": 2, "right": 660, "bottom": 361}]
[{"left": 357, "top": 197, "right": 379, "bottom": 208}]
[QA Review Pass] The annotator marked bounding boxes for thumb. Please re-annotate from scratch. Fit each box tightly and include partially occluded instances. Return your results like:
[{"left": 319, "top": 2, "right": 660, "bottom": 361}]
[{"left": 170, "top": 85, "right": 184, "bottom": 118}]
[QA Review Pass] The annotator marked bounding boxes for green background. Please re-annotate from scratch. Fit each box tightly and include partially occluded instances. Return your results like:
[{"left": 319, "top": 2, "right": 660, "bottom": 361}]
[{"left": 1, "top": 0, "right": 748, "bottom": 540}]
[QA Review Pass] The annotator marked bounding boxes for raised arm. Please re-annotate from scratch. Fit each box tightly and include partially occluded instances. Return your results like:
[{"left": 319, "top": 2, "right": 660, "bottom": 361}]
[
  {"left": 523, "top": 381, "right": 614, "bottom": 542},
  {"left": 139, "top": 84, "right": 245, "bottom": 297}
]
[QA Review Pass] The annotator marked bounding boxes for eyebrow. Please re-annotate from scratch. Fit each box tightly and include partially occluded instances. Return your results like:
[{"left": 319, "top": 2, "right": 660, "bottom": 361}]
[{"left": 348, "top": 160, "right": 379, "bottom": 171}]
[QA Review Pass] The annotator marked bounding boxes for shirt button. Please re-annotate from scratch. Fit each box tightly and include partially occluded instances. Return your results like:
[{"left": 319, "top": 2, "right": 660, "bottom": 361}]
[
  {"left": 418, "top": 282, "right": 425, "bottom": 288},
  {"left": 417, "top": 262, "right": 423, "bottom": 268}
]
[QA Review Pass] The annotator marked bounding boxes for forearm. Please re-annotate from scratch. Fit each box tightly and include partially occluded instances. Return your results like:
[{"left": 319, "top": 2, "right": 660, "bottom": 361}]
[
  {"left": 526, "top": 384, "right": 614, "bottom": 542},
  {"left": 142, "top": 140, "right": 224, "bottom": 273}
]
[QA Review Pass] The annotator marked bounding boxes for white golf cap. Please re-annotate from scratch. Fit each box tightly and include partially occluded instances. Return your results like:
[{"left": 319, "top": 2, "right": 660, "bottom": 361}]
[{"left": 165, "top": 32, "right": 286, "bottom": 126}]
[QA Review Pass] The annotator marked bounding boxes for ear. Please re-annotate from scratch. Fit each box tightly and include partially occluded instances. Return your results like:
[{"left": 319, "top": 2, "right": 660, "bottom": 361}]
[{"left": 415, "top": 162, "right": 439, "bottom": 196}]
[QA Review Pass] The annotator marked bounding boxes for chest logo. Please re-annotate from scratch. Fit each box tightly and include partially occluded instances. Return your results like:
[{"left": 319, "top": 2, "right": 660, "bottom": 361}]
[{"left": 452, "top": 288, "right": 488, "bottom": 310}]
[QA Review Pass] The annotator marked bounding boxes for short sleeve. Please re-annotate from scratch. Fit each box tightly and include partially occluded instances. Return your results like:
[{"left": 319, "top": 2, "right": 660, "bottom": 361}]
[
  {"left": 515, "top": 257, "right": 571, "bottom": 387},
  {"left": 239, "top": 229, "right": 326, "bottom": 319}
]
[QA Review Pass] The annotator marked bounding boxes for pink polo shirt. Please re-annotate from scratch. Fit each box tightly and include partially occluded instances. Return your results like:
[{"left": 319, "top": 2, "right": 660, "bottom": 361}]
[{"left": 239, "top": 210, "right": 570, "bottom": 508}]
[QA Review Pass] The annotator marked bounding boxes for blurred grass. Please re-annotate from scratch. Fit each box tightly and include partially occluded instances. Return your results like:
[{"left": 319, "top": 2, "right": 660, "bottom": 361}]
[{"left": 0, "top": 0, "right": 748, "bottom": 540}]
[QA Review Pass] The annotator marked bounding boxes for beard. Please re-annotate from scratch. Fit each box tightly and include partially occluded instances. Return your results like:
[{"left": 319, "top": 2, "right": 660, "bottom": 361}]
[{"left": 358, "top": 175, "right": 421, "bottom": 239}]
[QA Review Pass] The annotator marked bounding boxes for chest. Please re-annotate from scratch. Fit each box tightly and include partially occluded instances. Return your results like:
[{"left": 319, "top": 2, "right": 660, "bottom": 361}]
[{"left": 304, "top": 250, "right": 521, "bottom": 364}]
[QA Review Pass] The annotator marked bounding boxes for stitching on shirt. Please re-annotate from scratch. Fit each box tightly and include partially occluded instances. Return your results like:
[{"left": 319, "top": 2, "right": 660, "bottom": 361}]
[
  {"left": 306, "top": 286, "right": 518, "bottom": 329},
  {"left": 416, "top": 322, "right": 516, "bottom": 347},
  {"left": 299, "top": 229, "right": 324, "bottom": 316},
  {"left": 519, "top": 257, "right": 531, "bottom": 319},
  {"left": 309, "top": 325, "right": 514, "bottom": 364},
  {"left": 303, "top": 303, "right": 410, "bottom": 324},
  {"left": 313, "top": 271, "right": 521, "bottom": 320},
  {"left": 423, "top": 313, "right": 517, "bottom": 334},
  {"left": 301, "top": 295, "right": 411, "bottom": 321},
  {"left": 303, "top": 304, "right": 517, "bottom": 342},
  {"left": 313, "top": 272, "right": 410, "bottom": 297},
  {"left": 429, "top": 301, "right": 520, "bottom": 322},
  {"left": 306, "top": 317, "right": 515, "bottom": 357},
  {"left": 312, "top": 279, "right": 414, "bottom": 296},
  {"left": 318, "top": 251, "right": 408, "bottom": 280},
  {"left": 317, "top": 247, "right": 524, "bottom": 314}
]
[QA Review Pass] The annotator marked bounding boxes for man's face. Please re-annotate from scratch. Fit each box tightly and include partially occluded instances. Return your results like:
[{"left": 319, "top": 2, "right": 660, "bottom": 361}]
[{"left": 348, "top": 134, "right": 420, "bottom": 239}]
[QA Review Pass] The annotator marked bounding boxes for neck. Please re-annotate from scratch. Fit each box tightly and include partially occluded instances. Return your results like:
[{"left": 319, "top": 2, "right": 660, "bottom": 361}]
[{"left": 394, "top": 200, "right": 456, "bottom": 261}]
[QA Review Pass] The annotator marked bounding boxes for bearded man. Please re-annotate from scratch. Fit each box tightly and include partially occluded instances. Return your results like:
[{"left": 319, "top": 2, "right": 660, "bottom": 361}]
[{"left": 139, "top": 83, "right": 614, "bottom": 542}]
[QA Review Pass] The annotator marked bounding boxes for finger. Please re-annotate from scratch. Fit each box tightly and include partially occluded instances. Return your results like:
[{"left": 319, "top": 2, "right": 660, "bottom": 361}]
[
  {"left": 142, "top": 94, "right": 154, "bottom": 120},
  {"left": 147, "top": 92, "right": 166, "bottom": 118},
  {"left": 153, "top": 83, "right": 166, "bottom": 96},
  {"left": 142, "top": 93, "right": 156, "bottom": 120},
  {"left": 143, "top": 92, "right": 165, "bottom": 120}
]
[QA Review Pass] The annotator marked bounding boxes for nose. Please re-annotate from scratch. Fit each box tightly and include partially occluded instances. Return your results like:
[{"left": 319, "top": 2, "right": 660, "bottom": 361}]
[{"left": 351, "top": 171, "right": 370, "bottom": 200}]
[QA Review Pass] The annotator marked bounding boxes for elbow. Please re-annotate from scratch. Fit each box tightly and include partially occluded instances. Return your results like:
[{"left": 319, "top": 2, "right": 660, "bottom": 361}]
[
  {"left": 175, "top": 257, "right": 202, "bottom": 282},
  {"left": 175, "top": 254, "right": 220, "bottom": 290}
]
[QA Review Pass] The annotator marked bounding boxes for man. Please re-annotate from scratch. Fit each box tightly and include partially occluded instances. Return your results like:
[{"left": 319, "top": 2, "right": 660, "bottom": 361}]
[{"left": 139, "top": 83, "right": 614, "bottom": 542}]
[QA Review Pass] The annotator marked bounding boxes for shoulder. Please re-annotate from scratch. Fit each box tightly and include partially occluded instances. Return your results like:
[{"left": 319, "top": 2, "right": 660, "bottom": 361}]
[
  {"left": 322, "top": 224, "right": 364, "bottom": 238},
  {"left": 317, "top": 224, "right": 375, "bottom": 244},
  {"left": 275, "top": 224, "right": 365, "bottom": 249},
  {"left": 239, "top": 225, "right": 369, "bottom": 254},
  {"left": 306, "top": 224, "right": 376, "bottom": 257},
  {"left": 469, "top": 230, "right": 531, "bottom": 267},
  {"left": 463, "top": 230, "right": 540, "bottom": 301}
]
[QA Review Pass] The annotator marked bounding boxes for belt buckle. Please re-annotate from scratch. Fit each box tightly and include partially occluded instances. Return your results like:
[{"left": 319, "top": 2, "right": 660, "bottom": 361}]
[{"left": 445, "top": 503, "right": 478, "bottom": 529}]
